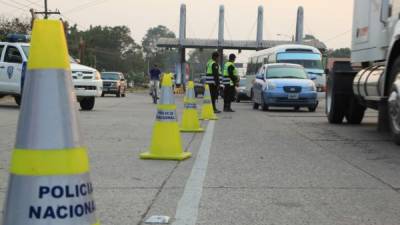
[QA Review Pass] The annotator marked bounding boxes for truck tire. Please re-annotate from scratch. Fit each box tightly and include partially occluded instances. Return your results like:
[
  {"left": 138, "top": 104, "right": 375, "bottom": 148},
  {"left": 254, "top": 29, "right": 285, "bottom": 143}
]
[
  {"left": 388, "top": 57, "right": 400, "bottom": 144},
  {"left": 80, "top": 97, "right": 95, "bottom": 111},
  {"left": 326, "top": 61, "right": 357, "bottom": 124},
  {"left": 326, "top": 83, "right": 346, "bottom": 124},
  {"left": 345, "top": 98, "right": 366, "bottom": 124},
  {"left": 14, "top": 96, "right": 21, "bottom": 106}
]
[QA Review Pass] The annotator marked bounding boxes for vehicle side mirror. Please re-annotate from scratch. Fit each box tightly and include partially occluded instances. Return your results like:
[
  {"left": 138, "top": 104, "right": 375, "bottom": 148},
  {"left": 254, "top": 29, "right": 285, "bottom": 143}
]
[
  {"left": 75, "top": 59, "right": 81, "bottom": 64},
  {"left": 381, "top": 0, "right": 390, "bottom": 23}
]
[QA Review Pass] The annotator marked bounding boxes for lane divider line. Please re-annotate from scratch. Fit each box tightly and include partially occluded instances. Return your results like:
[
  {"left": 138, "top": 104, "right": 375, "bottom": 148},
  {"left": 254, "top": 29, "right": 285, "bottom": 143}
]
[{"left": 172, "top": 121, "right": 215, "bottom": 225}]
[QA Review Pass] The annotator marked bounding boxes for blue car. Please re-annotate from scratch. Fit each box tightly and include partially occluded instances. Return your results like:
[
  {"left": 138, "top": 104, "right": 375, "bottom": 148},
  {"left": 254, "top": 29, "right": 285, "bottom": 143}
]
[{"left": 252, "top": 63, "right": 318, "bottom": 112}]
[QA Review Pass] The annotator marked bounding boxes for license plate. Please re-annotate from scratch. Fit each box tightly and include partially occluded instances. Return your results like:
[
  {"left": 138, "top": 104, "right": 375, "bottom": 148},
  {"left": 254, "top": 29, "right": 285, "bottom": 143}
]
[
  {"left": 288, "top": 93, "right": 299, "bottom": 99},
  {"left": 75, "top": 88, "right": 85, "bottom": 91}
]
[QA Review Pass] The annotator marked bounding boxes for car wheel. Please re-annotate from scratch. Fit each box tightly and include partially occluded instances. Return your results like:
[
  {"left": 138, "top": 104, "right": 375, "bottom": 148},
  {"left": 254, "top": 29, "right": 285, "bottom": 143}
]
[
  {"left": 80, "top": 97, "right": 95, "bottom": 111},
  {"left": 308, "top": 105, "right": 317, "bottom": 112},
  {"left": 14, "top": 96, "right": 21, "bottom": 106},
  {"left": 236, "top": 95, "right": 241, "bottom": 103},
  {"left": 294, "top": 106, "right": 300, "bottom": 111},
  {"left": 116, "top": 89, "right": 121, "bottom": 98},
  {"left": 101, "top": 93, "right": 105, "bottom": 97},
  {"left": 253, "top": 102, "right": 259, "bottom": 110}
]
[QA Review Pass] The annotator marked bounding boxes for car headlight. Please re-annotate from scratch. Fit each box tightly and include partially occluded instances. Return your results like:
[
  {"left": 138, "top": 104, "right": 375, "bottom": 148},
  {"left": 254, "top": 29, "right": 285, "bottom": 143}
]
[
  {"left": 308, "top": 82, "right": 317, "bottom": 91},
  {"left": 267, "top": 82, "right": 276, "bottom": 91},
  {"left": 95, "top": 71, "right": 101, "bottom": 80}
]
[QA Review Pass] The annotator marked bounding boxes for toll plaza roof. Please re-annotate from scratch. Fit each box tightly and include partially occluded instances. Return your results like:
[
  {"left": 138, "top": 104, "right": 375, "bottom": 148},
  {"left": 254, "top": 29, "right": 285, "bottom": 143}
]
[{"left": 157, "top": 38, "right": 327, "bottom": 51}]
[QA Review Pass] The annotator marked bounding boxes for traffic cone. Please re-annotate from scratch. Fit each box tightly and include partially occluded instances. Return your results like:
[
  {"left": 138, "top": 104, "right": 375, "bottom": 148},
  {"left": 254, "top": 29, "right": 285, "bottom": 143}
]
[
  {"left": 180, "top": 81, "right": 204, "bottom": 133},
  {"left": 2, "top": 19, "right": 99, "bottom": 225},
  {"left": 140, "top": 73, "right": 191, "bottom": 161},
  {"left": 200, "top": 84, "right": 218, "bottom": 120}
]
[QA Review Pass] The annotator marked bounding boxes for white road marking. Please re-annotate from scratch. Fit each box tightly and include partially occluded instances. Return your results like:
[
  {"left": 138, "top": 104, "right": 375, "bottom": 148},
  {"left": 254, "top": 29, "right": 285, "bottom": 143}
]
[{"left": 172, "top": 121, "right": 215, "bottom": 225}]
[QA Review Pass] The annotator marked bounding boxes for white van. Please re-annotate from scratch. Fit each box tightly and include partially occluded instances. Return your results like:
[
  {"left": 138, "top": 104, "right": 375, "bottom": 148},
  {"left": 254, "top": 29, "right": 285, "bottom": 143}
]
[{"left": 246, "top": 44, "right": 326, "bottom": 95}]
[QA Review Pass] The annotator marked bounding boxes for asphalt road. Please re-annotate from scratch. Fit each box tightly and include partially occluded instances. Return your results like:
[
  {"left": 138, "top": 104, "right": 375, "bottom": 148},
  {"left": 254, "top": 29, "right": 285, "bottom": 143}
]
[{"left": 1, "top": 93, "right": 400, "bottom": 225}]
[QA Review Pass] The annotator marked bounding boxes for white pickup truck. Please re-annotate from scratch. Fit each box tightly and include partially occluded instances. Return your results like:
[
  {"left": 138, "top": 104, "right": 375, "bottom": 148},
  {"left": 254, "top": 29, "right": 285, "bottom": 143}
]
[{"left": 0, "top": 41, "right": 103, "bottom": 110}]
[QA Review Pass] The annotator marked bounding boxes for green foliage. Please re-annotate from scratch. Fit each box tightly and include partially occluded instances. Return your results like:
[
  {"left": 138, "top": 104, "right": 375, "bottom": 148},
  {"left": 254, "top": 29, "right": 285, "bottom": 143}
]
[
  {"left": 328, "top": 48, "right": 351, "bottom": 58},
  {"left": 187, "top": 49, "right": 228, "bottom": 79},
  {"left": 142, "top": 25, "right": 178, "bottom": 72},
  {"left": 66, "top": 24, "right": 144, "bottom": 74},
  {"left": 0, "top": 17, "right": 30, "bottom": 41}
]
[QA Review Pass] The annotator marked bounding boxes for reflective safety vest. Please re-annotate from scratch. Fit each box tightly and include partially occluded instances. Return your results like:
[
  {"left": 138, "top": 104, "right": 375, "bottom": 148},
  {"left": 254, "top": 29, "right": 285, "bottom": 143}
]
[
  {"left": 205, "top": 59, "right": 220, "bottom": 84},
  {"left": 223, "top": 61, "right": 238, "bottom": 86}
]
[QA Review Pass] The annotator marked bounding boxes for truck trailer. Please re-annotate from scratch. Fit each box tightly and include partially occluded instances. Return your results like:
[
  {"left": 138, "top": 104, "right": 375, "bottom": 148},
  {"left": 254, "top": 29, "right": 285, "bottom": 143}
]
[{"left": 327, "top": 0, "right": 400, "bottom": 144}]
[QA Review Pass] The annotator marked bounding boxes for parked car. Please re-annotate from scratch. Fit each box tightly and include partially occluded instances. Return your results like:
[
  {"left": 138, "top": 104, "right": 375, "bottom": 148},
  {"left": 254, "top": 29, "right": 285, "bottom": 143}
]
[
  {"left": 0, "top": 39, "right": 102, "bottom": 110},
  {"left": 235, "top": 77, "right": 251, "bottom": 102},
  {"left": 101, "top": 72, "right": 127, "bottom": 97},
  {"left": 252, "top": 63, "right": 318, "bottom": 112}
]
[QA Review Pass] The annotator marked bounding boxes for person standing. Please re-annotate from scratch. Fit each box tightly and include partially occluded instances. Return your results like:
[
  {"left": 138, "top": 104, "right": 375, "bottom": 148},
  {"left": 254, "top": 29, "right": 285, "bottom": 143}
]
[
  {"left": 206, "top": 52, "right": 222, "bottom": 113},
  {"left": 223, "top": 54, "right": 239, "bottom": 112}
]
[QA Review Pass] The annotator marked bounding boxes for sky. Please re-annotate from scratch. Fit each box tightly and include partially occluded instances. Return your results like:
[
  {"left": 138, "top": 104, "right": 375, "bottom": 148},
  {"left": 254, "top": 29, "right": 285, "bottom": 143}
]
[{"left": 2, "top": 0, "right": 354, "bottom": 62}]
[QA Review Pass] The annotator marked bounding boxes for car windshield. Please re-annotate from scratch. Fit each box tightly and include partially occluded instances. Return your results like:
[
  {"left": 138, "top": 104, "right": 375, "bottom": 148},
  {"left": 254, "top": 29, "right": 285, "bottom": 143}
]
[
  {"left": 21, "top": 46, "right": 29, "bottom": 58},
  {"left": 266, "top": 67, "right": 308, "bottom": 79},
  {"left": 101, "top": 73, "right": 120, "bottom": 80},
  {"left": 278, "top": 59, "right": 323, "bottom": 70}
]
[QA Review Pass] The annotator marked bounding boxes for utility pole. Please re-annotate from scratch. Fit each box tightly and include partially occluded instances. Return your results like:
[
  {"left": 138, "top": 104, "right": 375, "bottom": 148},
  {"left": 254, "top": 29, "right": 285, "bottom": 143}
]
[
  {"left": 79, "top": 37, "right": 85, "bottom": 64},
  {"left": 34, "top": 0, "right": 60, "bottom": 19},
  {"left": 29, "top": 8, "right": 36, "bottom": 29}
]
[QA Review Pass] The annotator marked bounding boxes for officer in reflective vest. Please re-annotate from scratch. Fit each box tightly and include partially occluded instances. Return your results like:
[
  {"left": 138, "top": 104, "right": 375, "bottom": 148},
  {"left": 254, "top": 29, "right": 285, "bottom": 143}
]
[
  {"left": 206, "top": 51, "right": 222, "bottom": 113},
  {"left": 223, "top": 54, "right": 239, "bottom": 112}
]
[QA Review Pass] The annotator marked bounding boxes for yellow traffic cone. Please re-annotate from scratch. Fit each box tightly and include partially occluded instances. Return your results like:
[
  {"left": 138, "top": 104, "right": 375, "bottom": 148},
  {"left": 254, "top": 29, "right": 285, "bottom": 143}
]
[
  {"left": 180, "top": 81, "right": 204, "bottom": 133},
  {"left": 2, "top": 19, "right": 99, "bottom": 225},
  {"left": 200, "top": 84, "right": 218, "bottom": 120},
  {"left": 140, "top": 73, "right": 191, "bottom": 161}
]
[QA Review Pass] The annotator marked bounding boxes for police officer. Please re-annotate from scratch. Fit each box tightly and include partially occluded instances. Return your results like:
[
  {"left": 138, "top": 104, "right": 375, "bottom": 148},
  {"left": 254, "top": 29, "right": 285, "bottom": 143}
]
[
  {"left": 206, "top": 51, "right": 222, "bottom": 113},
  {"left": 223, "top": 54, "right": 239, "bottom": 112}
]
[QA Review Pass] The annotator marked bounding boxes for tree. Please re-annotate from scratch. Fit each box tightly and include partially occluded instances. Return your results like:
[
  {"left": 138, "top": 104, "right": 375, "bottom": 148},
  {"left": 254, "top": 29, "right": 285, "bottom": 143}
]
[
  {"left": 328, "top": 48, "right": 351, "bottom": 58},
  {"left": 142, "top": 25, "right": 178, "bottom": 72},
  {"left": 187, "top": 49, "right": 228, "bottom": 79},
  {"left": 66, "top": 24, "right": 144, "bottom": 75},
  {"left": 0, "top": 17, "right": 30, "bottom": 41}
]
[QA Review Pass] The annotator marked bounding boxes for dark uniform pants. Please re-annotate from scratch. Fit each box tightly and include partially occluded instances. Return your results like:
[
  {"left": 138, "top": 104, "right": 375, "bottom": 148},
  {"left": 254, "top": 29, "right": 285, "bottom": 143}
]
[
  {"left": 208, "top": 84, "right": 219, "bottom": 110},
  {"left": 223, "top": 85, "right": 236, "bottom": 110}
]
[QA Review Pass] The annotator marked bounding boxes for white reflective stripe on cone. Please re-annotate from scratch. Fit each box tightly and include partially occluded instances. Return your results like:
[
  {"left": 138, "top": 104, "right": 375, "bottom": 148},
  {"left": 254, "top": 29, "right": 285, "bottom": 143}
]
[
  {"left": 160, "top": 86, "right": 175, "bottom": 105},
  {"left": 3, "top": 173, "right": 97, "bottom": 225},
  {"left": 16, "top": 69, "right": 81, "bottom": 150}
]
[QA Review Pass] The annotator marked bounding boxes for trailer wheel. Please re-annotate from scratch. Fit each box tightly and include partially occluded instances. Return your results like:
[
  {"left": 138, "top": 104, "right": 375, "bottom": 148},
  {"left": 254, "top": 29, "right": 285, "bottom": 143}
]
[
  {"left": 326, "top": 76, "right": 347, "bottom": 124},
  {"left": 345, "top": 98, "right": 366, "bottom": 124}
]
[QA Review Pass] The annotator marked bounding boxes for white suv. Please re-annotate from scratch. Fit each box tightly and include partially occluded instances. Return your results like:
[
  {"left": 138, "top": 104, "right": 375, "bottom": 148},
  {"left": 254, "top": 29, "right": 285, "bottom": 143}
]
[{"left": 0, "top": 41, "right": 102, "bottom": 110}]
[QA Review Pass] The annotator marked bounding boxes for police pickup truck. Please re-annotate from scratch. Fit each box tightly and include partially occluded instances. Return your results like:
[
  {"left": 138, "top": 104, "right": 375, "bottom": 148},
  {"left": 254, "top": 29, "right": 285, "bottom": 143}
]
[{"left": 0, "top": 36, "right": 102, "bottom": 110}]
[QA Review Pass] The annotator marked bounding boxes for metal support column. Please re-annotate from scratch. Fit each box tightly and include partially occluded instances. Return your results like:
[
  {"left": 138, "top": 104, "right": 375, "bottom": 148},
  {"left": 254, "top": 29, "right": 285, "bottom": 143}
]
[
  {"left": 256, "top": 6, "right": 264, "bottom": 49},
  {"left": 218, "top": 5, "right": 225, "bottom": 70},
  {"left": 295, "top": 6, "right": 304, "bottom": 44},
  {"left": 178, "top": 4, "right": 187, "bottom": 85}
]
